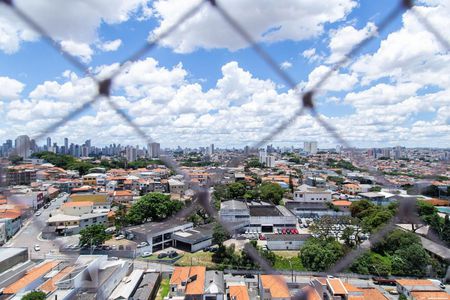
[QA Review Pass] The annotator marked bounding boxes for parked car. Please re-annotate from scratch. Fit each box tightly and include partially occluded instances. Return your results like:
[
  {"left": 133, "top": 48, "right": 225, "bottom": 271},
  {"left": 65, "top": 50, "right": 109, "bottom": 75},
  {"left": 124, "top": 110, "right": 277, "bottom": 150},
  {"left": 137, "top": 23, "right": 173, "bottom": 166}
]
[
  {"left": 141, "top": 252, "right": 152, "bottom": 257},
  {"left": 203, "top": 247, "right": 211, "bottom": 252},
  {"left": 167, "top": 250, "right": 178, "bottom": 258},
  {"left": 137, "top": 242, "right": 148, "bottom": 248},
  {"left": 259, "top": 234, "right": 266, "bottom": 240},
  {"left": 115, "top": 235, "right": 125, "bottom": 240},
  {"left": 34, "top": 245, "right": 40, "bottom": 251},
  {"left": 157, "top": 252, "right": 167, "bottom": 259},
  {"left": 35, "top": 211, "right": 41, "bottom": 216},
  {"left": 209, "top": 247, "right": 218, "bottom": 253}
]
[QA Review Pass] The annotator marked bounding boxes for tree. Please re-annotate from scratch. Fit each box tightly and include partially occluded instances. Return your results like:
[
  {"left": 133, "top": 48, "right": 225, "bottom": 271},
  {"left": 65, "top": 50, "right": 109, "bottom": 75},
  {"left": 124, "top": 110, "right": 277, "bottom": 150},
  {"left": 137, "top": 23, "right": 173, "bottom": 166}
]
[
  {"left": 391, "top": 244, "right": 431, "bottom": 276},
  {"left": 9, "top": 154, "right": 23, "bottom": 165},
  {"left": 350, "top": 252, "right": 392, "bottom": 276},
  {"left": 243, "top": 189, "right": 259, "bottom": 201},
  {"left": 126, "top": 192, "right": 183, "bottom": 224},
  {"left": 361, "top": 209, "right": 394, "bottom": 232},
  {"left": 350, "top": 200, "right": 374, "bottom": 219},
  {"left": 372, "top": 229, "right": 420, "bottom": 255},
  {"left": 228, "top": 182, "right": 246, "bottom": 199},
  {"left": 22, "top": 291, "right": 46, "bottom": 300},
  {"left": 259, "top": 182, "right": 284, "bottom": 205},
  {"left": 300, "top": 238, "right": 345, "bottom": 271},
  {"left": 79, "top": 224, "right": 111, "bottom": 246},
  {"left": 369, "top": 186, "right": 382, "bottom": 192},
  {"left": 212, "top": 223, "right": 230, "bottom": 245}
]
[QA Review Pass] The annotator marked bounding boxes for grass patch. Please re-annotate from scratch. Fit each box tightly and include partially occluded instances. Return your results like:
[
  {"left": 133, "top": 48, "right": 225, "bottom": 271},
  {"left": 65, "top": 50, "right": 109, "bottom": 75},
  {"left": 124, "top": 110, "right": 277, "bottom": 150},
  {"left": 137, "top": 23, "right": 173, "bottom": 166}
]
[
  {"left": 273, "top": 251, "right": 300, "bottom": 259},
  {"left": 175, "top": 251, "right": 216, "bottom": 268},
  {"left": 274, "top": 254, "right": 305, "bottom": 271},
  {"left": 157, "top": 278, "right": 170, "bottom": 300}
]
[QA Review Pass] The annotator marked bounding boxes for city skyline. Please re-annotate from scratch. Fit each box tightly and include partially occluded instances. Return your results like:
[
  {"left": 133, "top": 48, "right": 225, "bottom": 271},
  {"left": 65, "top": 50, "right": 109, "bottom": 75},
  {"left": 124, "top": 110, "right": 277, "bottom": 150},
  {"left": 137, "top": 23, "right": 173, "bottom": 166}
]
[{"left": 0, "top": 1, "right": 449, "bottom": 148}]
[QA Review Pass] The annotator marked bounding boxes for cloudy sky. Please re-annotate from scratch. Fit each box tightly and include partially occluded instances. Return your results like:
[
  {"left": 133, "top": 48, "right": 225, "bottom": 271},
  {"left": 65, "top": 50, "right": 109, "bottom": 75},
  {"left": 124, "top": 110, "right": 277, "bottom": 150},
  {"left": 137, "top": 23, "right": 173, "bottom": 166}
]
[{"left": 0, "top": 0, "right": 449, "bottom": 149}]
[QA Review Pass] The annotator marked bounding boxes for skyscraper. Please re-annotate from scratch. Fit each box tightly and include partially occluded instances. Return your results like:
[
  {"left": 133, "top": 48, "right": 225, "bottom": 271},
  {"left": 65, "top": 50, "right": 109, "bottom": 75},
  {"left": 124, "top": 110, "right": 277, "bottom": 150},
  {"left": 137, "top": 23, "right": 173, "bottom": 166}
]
[
  {"left": 148, "top": 142, "right": 160, "bottom": 158},
  {"left": 46, "top": 137, "right": 51, "bottom": 149},
  {"left": 303, "top": 141, "right": 318, "bottom": 154},
  {"left": 14, "top": 135, "right": 31, "bottom": 158},
  {"left": 64, "top": 138, "right": 69, "bottom": 153},
  {"left": 126, "top": 146, "right": 137, "bottom": 162}
]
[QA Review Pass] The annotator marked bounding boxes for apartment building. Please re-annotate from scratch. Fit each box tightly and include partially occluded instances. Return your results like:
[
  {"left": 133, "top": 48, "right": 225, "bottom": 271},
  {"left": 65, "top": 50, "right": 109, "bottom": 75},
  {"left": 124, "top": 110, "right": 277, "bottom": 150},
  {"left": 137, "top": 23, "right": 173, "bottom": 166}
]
[{"left": 6, "top": 168, "right": 37, "bottom": 186}]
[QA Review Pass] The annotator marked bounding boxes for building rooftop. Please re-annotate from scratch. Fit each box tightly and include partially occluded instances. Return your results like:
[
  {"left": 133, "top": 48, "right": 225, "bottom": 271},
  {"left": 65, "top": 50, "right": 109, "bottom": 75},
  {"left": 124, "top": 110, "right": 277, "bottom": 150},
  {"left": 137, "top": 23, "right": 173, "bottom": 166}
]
[
  {"left": 126, "top": 219, "right": 192, "bottom": 235},
  {"left": 3, "top": 260, "right": 60, "bottom": 294},
  {"left": 69, "top": 193, "right": 108, "bottom": 203},
  {"left": 39, "top": 266, "right": 74, "bottom": 294},
  {"left": 109, "top": 269, "right": 144, "bottom": 300},
  {"left": 62, "top": 201, "right": 93, "bottom": 208},
  {"left": 220, "top": 200, "right": 248, "bottom": 211},
  {"left": 170, "top": 266, "right": 206, "bottom": 296},
  {"left": 260, "top": 275, "right": 290, "bottom": 298},
  {"left": 172, "top": 223, "right": 214, "bottom": 244},
  {"left": 229, "top": 285, "right": 250, "bottom": 300},
  {"left": 248, "top": 205, "right": 282, "bottom": 217},
  {"left": 327, "top": 278, "right": 348, "bottom": 295},
  {"left": 131, "top": 272, "right": 160, "bottom": 300},
  {"left": 0, "top": 248, "right": 28, "bottom": 264}
]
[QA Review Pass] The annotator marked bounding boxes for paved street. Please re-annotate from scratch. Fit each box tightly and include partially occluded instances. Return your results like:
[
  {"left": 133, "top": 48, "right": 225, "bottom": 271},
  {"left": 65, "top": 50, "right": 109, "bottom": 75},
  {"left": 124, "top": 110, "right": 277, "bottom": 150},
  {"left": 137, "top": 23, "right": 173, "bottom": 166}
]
[{"left": 4, "top": 193, "right": 76, "bottom": 259}]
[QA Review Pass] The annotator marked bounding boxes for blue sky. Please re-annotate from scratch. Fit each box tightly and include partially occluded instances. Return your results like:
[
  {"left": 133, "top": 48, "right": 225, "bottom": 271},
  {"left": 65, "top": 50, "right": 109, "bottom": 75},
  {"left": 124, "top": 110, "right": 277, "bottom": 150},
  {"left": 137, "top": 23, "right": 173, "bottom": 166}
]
[{"left": 0, "top": 0, "right": 448, "bottom": 148}]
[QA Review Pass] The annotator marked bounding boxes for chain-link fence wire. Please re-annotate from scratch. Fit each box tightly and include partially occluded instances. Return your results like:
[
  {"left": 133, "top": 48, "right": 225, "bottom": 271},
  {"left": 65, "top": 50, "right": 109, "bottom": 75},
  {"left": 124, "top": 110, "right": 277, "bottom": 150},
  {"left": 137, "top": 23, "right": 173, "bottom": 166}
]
[{"left": 1, "top": 0, "right": 449, "bottom": 297}]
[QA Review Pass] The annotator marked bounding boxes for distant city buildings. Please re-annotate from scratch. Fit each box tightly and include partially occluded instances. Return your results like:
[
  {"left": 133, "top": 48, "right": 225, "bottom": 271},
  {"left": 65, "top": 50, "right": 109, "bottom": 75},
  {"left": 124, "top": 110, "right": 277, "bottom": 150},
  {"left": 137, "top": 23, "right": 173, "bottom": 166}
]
[
  {"left": 303, "top": 141, "right": 318, "bottom": 154},
  {"left": 148, "top": 142, "right": 160, "bottom": 158}
]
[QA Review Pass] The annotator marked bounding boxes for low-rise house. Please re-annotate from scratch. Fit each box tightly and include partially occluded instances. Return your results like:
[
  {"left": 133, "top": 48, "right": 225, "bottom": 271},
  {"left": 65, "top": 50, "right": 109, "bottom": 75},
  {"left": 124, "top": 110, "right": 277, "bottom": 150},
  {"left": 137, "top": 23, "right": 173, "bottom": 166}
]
[
  {"left": 109, "top": 269, "right": 144, "bottom": 300},
  {"left": 168, "top": 178, "right": 186, "bottom": 195},
  {"left": 396, "top": 279, "right": 445, "bottom": 299},
  {"left": 259, "top": 275, "right": 290, "bottom": 300},
  {"left": 82, "top": 173, "right": 107, "bottom": 186},
  {"left": 131, "top": 271, "right": 162, "bottom": 300},
  {"left": 0, "top": 209, "right": 22, "bottom": 238},
  {"left": 332, "top": 200, "right": 352, "bottom": 213},
  {"left": 343, "top": 183, "right": 361, "bottom": 195},
  {"left": 359, "top": 192, "right": 394, "bottom": 206},
  {"left": 3, "top": 260, "right": 60, "bottom": 295},
  {"left": 53, "top": 255, "right": 132, "bottom": 300},
  {"left": 228, "top": 285, "right": 250, "bottom": 300},
  {"left": 0, "top": 222, "right": 6, "bottom": 245},
  {"left": 110, "top": 190, "right": 134, "bottom": 204},
  {"left": 169, "top": 266, "right": 225, "bottom": 300},
  {"left": 293, "top": 185, "right": 332, "bottom": 203}
]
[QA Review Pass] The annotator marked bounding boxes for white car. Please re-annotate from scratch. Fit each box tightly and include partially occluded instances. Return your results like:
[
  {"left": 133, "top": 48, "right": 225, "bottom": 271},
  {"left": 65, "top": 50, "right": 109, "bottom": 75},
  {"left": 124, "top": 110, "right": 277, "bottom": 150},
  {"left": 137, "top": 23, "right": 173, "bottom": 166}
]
[
  {"left": 115, "top": 235, "right": 125, "bottom": 240},
  {"left": 137, "top": 242, "right": 148, "bottom": 248},
  {"left": 35, "top": 211, "right": 41, "bottom": 216},
  {"left": 141, "top": 251, "right": 152, "bottom": 257},
  {"left": 34, "top": 245, "right": 41, "bottom": 251}
]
